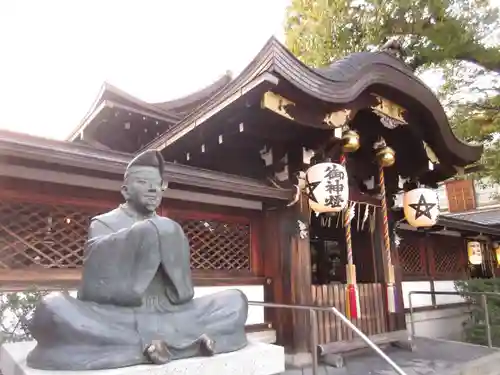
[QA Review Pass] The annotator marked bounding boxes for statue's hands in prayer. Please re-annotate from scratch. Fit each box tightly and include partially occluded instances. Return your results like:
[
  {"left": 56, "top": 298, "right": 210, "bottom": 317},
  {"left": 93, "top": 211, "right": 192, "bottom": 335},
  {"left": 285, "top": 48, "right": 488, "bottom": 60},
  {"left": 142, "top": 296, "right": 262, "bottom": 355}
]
[{"left": 130, "top": 218, "right": 167, "bottom": 244}]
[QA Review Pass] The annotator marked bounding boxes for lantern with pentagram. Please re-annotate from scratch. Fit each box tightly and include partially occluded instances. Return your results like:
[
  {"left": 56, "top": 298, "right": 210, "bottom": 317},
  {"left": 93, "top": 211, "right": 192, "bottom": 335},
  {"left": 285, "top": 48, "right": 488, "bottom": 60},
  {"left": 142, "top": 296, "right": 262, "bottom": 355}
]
[
  {"left": 305, "top": 162, "right": 349, "bottom": 213},
  {"left": 403, "top": 188, "right": 440, "bottom": 228}
]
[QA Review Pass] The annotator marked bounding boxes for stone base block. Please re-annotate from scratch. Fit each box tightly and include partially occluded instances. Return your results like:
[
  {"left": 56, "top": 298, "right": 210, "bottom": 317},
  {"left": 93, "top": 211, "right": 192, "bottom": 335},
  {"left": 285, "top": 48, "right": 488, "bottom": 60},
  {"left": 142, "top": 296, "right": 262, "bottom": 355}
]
[{"left": 1, "top": 341, "right": 285, "bottom": 375}]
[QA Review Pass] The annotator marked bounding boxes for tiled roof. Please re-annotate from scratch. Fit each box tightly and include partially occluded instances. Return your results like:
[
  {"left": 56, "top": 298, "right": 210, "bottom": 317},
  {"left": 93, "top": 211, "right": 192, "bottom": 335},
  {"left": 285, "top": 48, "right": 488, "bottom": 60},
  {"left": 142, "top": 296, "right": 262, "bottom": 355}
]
[{"left": 444, "top": 207, "right": 500, "bottom": 226}]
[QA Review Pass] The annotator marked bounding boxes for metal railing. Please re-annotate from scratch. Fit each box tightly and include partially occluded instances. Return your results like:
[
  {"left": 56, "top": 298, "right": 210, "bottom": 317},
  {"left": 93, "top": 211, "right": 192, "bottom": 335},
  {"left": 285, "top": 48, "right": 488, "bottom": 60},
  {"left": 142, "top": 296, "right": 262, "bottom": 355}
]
[
  {"left": 248, "top": 301, "right": 407, "bottom": 375},
  {"left": 408, "top": 290, "right": 500, "bottom": 348}
]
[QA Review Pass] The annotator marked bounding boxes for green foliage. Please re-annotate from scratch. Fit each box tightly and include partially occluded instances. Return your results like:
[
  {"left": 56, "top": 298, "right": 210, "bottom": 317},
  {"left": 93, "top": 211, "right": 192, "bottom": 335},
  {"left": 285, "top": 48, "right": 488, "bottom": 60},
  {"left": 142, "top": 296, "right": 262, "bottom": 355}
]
[
  {"left": 455, "top": 278, "right": 500, "bottom": 346},
  {"left": 285, "top": 0, "right": 500, "bottom": 183},
  {"left": 0, "top": 287, "right": 45, "bottom": 344},
  {"left": 285, "top": 0, "right": 500, "bottom": 70}
]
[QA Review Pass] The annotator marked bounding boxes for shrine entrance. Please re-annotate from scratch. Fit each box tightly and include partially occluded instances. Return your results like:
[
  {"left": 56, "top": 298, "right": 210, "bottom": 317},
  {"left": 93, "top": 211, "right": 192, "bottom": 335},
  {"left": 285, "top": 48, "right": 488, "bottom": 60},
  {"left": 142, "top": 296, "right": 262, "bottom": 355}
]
[
  {"left": 309, "top": 205, "right": 390, "bottom": 344},
  {"left": 310, "top": 210, "right": 378, "bottom": 285}
]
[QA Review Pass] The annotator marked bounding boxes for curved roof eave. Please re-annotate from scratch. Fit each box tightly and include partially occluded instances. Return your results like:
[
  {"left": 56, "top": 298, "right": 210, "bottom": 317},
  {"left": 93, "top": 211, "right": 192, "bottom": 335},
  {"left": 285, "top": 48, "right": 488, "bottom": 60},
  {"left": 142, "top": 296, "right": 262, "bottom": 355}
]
[
  {"left": 144, "top": 36, "right": 482, "bottom": 166},
  {"left": 152, "top": 73, "right": 233, "bottom": 115},
  {"left": 98, "top": 82, "right": 182, "bottom": 119},
  {"left": 66, "top": 82, "right": 181, "bottom": 141},
  {"left": 267, "top": 40, "right": 482, "bottom": 166},
  {"left": 66, "top": 74, "right": 235, "bottom": 142}
]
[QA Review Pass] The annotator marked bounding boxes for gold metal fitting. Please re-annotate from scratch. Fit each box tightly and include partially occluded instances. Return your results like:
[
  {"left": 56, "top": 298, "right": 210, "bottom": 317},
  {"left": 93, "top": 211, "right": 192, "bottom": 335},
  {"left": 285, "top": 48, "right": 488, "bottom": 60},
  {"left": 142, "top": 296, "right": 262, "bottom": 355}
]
[
  {"left": 341, "top": 130, "right": 360, "bottom": 153},
  {"left": 376, "top": 146, "right": 396, "bottom": 167}
]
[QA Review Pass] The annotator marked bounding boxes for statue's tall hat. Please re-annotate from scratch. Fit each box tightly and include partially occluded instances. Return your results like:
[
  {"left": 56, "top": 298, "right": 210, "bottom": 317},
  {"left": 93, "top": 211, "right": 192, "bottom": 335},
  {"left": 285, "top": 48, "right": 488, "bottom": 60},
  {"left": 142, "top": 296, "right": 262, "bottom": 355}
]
[{"left": 125, "top": 150, "right": 165, "bottom": 179}]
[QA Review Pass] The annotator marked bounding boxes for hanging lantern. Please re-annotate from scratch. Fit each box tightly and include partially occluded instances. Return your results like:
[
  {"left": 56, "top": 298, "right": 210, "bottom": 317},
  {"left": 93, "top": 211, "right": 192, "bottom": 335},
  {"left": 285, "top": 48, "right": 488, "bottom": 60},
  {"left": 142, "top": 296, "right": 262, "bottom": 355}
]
[
  {"left": 305, "top": 162, "right": 349, "bottom": 213},
  {"left": 403, "top": 188, "right": 440, "bottom": 228},
  {"left": 493, "top": 242, "right": 500, "bottom": 266},
  {"left": 376, "top": 145, "right": 396, "bottom": 167},
  {"left": 467, "top": 241, "right": 483, "bottom": 265},
  {"left": 342, "top": 130, "right": 360, "bottom": 153}
]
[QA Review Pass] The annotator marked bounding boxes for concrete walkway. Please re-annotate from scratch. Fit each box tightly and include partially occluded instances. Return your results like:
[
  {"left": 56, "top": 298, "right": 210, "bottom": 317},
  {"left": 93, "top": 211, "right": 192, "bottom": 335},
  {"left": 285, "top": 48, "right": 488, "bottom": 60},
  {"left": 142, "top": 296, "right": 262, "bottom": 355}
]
[{"left": 280, "top": 337, "right": 500, "bottom": 375}]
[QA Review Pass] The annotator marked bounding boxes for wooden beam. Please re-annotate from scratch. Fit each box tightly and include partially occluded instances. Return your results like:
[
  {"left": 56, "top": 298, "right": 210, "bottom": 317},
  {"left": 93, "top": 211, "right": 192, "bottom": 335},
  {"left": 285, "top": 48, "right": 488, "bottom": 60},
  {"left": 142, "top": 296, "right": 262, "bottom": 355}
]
[
  {"left": 318, "top": 330, "right": 414, "bottom": 356},
  {"left": 0, "top": 132, "right": 292, "bottom": 201},
  {"left": 0, "top": 163, "right": 263, "bottom": 210}
]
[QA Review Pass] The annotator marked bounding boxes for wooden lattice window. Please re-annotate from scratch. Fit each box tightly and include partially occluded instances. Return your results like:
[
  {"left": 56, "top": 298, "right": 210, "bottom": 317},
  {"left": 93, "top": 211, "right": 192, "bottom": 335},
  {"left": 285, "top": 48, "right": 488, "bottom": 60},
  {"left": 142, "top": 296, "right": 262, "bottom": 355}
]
[
  {"left": 398, "top": 236, "right": 425, "bottom": 277},
  {"left": 0, "top": 199, "right": 252, "bottom": 272},
  {"left": 430, "top": 236, "right": 464, "bottom": 276},
  {"left": 172, "top": 215, "right": 251, "bottom": 271},
  {"left": 0, "top": 201, "right": 101, "bottom": 269}
]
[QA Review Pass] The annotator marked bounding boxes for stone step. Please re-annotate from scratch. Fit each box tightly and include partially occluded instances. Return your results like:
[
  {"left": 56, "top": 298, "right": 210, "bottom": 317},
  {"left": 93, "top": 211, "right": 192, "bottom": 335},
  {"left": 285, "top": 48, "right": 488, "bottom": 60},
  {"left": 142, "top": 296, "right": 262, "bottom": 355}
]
[
  {"left": 1, "top": 341, "right": 285, "bottom": 375},
  {"left": 248, "top": 329, "right": 277, "bottom": 344}
]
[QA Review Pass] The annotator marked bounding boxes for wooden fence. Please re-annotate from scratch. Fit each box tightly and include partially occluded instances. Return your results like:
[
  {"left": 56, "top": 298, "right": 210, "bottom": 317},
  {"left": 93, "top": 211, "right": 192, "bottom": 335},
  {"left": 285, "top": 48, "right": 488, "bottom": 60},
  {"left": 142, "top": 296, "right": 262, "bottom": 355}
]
[{"left": 311, "top": 283, "right": 388, "bottom": 344}]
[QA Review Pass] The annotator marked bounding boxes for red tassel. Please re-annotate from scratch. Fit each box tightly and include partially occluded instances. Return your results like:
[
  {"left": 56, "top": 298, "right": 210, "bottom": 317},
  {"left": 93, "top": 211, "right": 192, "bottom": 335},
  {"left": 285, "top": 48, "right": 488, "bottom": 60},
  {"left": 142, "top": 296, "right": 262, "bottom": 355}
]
[{"left": 346, "top": 284, "right": 360, "bottom": 319}]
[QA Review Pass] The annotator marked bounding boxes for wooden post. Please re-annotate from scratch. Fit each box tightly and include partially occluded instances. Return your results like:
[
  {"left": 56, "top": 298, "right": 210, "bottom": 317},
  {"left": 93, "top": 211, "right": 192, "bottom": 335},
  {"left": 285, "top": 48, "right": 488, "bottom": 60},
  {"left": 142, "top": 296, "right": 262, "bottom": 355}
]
[
  {"left": 262, "top": 144, "right": 313, "bottom": 357},
  {"left": 289, "top": 194, "right": 313, "bottom": 352},
  {"left": 374, "top": 207, "right": 405, "bottom": 332},
  {"left": 262, "top": 198, "right": 312, "bottom": 354}
]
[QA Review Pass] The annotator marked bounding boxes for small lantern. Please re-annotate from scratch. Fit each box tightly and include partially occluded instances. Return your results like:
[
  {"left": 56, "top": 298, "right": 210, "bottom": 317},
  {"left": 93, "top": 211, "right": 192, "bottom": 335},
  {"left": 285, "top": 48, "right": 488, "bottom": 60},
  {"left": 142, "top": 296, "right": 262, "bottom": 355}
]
[
  {"left": 403, "top": 188, "right": 440, "bottom": 228},
  {"left": 305, "top": 162, "right": 349, "bottom": 213},
  {"left": 493, "top": 242, "right": 500, "bottom": 266},
  {"left": 342, "top": 130, "right": 360, "bottom": 153},
  {"left": 467, "top": 241, "right": 483, "bottom": 265}
]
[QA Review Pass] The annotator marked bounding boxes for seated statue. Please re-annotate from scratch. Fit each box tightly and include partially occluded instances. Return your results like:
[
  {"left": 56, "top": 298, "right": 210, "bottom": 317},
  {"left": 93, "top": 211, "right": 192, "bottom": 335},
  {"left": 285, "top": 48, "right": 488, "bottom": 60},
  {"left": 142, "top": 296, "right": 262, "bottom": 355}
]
[{"left": 26, "top": 150, "right": 249, "bottom": 371}]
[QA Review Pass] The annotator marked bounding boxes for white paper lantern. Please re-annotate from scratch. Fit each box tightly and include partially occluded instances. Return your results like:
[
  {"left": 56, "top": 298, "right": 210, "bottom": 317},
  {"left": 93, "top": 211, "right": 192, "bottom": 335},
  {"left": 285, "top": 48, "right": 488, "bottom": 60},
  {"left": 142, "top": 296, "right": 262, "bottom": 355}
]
[
  {"left": 403, "top": 188, "right": 440, "bottom": 228},
  {"left": 305, "top": 162, "right": 349, "bottom": 213},
  {"left": 467, "top": 241, "right": 483, "bottom": 265}
]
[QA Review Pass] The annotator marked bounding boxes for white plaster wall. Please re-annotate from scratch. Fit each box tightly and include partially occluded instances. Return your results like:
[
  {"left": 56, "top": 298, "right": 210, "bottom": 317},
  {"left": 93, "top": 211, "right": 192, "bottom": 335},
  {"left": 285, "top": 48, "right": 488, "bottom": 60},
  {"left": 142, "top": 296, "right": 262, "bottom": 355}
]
[
  {"left": 195, "top": 285, "right": 265, "bottom": 325},
  {"left": 402, "top": 281, "right": 432, "bottom": 308},
  {"left": 474, "top": 179, "right": 500, "bottom": 208},
  {"left": 434, "top": 280, "right": 466, "bottom": 305},
  {"left": 65, "top": 285, "right": 265, "bottom": 326},
  {"left": 403, "top": 280, "right": 469, "bottom": 342},
  {"left": 436, "top": 185, "right": 449, "bottom": 211},
  {"left": 406, "top": 306, "right": 469, "bottom": 341}
]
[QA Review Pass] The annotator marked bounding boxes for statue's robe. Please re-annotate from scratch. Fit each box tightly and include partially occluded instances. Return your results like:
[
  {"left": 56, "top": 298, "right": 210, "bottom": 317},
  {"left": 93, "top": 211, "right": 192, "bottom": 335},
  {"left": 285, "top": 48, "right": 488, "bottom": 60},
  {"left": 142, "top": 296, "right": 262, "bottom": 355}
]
[{"left": 26, "top": 206, "right": 248, "bottom": 371}]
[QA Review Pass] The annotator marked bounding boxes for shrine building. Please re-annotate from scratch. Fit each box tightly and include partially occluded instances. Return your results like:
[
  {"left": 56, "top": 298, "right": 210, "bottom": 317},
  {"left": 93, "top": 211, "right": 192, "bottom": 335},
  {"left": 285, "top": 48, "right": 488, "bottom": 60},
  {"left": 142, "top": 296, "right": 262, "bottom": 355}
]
[{"left": 0, "top": 36, "right": 499, "bottom": 362}]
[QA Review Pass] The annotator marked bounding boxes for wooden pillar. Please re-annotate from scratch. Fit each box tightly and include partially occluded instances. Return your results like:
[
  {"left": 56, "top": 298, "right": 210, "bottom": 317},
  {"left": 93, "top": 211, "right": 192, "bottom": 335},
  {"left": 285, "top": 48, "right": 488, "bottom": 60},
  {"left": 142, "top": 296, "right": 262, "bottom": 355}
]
[
  {"left": 262, "top": 142, "right": 313, "bottom": 353},
  {"left": 374, "top": 210, "right": 405, "bottom": 332},
  {"left": 262, "top": 196, "right": 312, "bottom": 353},
  {"left": 289, "top": 196, "right": 313, "bottom": 352}
]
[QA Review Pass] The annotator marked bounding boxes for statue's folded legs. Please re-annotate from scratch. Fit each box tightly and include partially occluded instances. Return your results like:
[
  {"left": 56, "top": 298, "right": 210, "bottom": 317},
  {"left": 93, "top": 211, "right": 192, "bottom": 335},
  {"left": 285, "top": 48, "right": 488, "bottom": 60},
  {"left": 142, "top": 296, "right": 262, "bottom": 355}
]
[{"left": 27, "top": 287, "right": 248, "bottom": 370}]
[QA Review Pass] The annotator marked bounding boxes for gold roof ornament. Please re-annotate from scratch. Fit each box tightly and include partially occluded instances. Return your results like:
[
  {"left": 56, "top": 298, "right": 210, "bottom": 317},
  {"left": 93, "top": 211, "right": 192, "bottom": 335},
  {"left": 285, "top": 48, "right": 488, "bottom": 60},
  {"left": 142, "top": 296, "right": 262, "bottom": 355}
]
[
  {"left": 371, "top": 94, "right": 407, "bottom": 129},
  {"left": 324, "top": 109, "right": 352, "bottom": 128},
  {"left": 261, "top": 91, "right": 296, "bottom": 121}
]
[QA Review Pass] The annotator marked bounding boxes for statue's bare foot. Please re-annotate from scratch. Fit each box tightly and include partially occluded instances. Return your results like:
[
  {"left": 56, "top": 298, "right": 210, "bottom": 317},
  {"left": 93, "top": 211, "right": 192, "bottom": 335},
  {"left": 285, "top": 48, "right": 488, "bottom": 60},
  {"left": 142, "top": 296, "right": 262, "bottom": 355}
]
[
  {"left": 199, "top": 334, "right": 215, "bottom": 356},
  {"left": 144, "top": 340, "right": 172, "bottom": 364}
]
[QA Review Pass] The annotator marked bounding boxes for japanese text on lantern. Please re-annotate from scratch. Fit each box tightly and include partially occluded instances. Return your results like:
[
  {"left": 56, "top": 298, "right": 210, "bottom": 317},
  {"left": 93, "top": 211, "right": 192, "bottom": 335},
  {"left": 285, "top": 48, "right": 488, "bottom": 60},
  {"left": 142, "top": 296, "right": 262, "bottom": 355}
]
[{"left": 324, "top": 164, "right": 345, "bottom": 208}]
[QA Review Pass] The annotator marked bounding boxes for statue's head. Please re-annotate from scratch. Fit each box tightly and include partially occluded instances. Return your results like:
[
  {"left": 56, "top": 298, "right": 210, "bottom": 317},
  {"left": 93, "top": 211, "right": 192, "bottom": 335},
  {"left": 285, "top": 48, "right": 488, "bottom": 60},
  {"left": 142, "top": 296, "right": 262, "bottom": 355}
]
[{"left": 122, "top": 150, "right": 166, "bottom": 214}]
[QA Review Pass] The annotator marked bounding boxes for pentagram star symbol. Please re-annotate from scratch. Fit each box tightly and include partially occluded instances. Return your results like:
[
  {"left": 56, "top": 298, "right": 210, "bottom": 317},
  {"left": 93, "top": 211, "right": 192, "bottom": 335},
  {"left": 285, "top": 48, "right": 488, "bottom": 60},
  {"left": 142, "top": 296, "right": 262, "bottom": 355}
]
[
  {"left": 305, "top": 175, "right": 321, "bottom": 203},
  {"left": 408, "top": 194, "right": 436, "bottom": 220}
]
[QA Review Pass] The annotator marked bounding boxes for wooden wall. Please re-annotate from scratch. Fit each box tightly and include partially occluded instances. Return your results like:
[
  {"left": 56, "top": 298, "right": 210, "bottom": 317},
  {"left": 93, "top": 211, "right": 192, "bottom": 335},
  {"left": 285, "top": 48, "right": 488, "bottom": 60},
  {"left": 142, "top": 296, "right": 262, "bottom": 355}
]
[{"left": 311, "top": 283, "right": 388, "bottom": 344}]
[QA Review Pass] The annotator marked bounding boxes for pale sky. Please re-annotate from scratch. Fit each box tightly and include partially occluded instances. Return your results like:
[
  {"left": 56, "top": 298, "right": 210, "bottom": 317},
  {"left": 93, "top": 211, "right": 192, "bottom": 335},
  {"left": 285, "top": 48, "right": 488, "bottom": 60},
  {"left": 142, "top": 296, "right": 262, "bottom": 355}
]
[
  {"left": 1, "top": 1, "right": 499, "bottom": 141},
  {"left": 0, "top": 0, "right": 289, "bottom": 140}
]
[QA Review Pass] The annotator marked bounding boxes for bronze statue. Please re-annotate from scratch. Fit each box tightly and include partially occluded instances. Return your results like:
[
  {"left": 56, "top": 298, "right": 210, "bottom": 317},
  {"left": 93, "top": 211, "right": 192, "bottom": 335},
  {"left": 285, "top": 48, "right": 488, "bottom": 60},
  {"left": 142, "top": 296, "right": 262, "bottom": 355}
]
[{"left": 26, "top": 150, "right": 249, "bottom": 370}]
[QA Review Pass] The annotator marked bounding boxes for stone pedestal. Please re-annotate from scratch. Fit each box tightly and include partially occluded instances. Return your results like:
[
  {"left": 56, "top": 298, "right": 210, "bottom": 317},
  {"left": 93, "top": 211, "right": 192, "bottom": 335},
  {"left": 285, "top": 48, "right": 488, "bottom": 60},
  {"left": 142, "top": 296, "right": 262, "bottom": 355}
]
[{"left": 1, "top": 341, "right": 285, "bottom": 375}]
